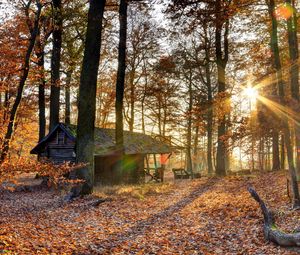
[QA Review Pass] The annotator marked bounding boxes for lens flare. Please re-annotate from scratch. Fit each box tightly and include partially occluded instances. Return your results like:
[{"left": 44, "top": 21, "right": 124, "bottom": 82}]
[
  {"left": 244, "top": 86, "right": 258, "bottom": 99},
  {"left": 275, "top": 3, "right": 294, "bottom": 20}
]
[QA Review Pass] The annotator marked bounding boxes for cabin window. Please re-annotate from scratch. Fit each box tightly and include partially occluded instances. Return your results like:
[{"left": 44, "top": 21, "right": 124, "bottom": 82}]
[{"left": 56, "top": 131, "right": 66, "bottom": 145}]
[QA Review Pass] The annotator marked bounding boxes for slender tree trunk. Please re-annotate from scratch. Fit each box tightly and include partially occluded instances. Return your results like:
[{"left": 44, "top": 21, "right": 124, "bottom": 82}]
[
  {"left": 215, "top": 0, "right": 229, "bottom": 176},
  {"left": 193, "top": 124, "right": 199, "bottom": 171},
  {"left": 186, "top": 71, "right": 193, "bottom": 177},
  {"left": 0, "top": 2, "right": 41, "bottom": 163},
  {"left": 115, "top": 0, "right": 128, "bottom": 151},
  {"left": 141, "top": 93, "right": 146, "bottom": 134},
  {"left": 141, "top": 60, "right": 148, "bottom": 134},
  {"left": 158, "top": 101, "right": 162, "bottom": 136},
  {"left": 128, "top": 68, "right": 135, "bottom": 132},
  {"left": 49, "top": 0, "right": 62, "bottom": 131},
  {"left": 281, "top": 134, "right": 285, "bottom": 170},
  {"left": 215, "top": 9, "right": 229, "bottom": 176},
  {"left": 204, "top": 32, "right": 214, "bottom": 174},
  {"left": 74, "top": 0, "right": 106, "bottom": 196},
  {"left": 35, "top": 33, "right": 46, "bottom": 141},
  {"left": 259, "top": 137, "right": 265, "bottom": 171},
  {"left": 268, "top": 0, "right": 300, "bottom": 207},
  {"left": 163, "top": 103, "right": 167, "bottom": 137},
  {"left": 65, "top": 70, "right": 73, "bottom": 125},
  {"left": 268, "top": 0, "right": 280, "bottom": 171},
  {"left": 286, "top": 0, "right": 300, "bottom": 176},
  {"left": 272, "top": 130, "right": 280, "bottom": 170},
  {"left": 225, "top": 114, "right": 231, "bottom": 171}
]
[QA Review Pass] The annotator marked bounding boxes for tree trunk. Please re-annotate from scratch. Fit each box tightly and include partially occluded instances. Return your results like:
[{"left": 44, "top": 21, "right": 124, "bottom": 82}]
[
  {"left": 115, "top": 0, "right": 128, "bottom": 151},
  {"left": 281, "top": 134, "right": 285, "bottom": 170},
  {"left": 268, "top": 0, "right": 300, "bottom": 207},
  {"left": 259, "top": 137, "right": 265, "bottom": 171},
  {"left": 158, "top": 101, "right": 162, "bottom": 136},
  {"left": 193, "top": 124, "right": 199, "bottom": 172},
  {"left": 162, "top": 99, "right": 167, "bottom": 137},
  {"left": 267, "top": 0, "right": 281, "bottom": 172},
  {"left": 65, "top": 69, "right": 73, "bottom": 125},
  {"left": 186, "top": 71, "right": 193, "bottom": 177},
  {"left": 35, "top": 32, "right": 46, "bottom": 141},
  {"left": 205, "top": 32, "right": 214, "bottom": 175},
  {"left": 215, "top": 10, "right": 229, "bottom": 176},
  {"left": 0, "top": 1, "right": 42, "bottom": 163},
  {"left": 286, "top": 0, "right": 300, "bottom": 177},
  {"left": 272, "top": 130, "right": 280, "bottom": 170},
  {"left": 49, "top": 0, "right": 62, "bottom": 131},
  {"left": 128, "top": 68, "right": 135, "bottom": 132},
  {"left": 249, "top": 187, "right": 300, "bottom": 247},
  {"left": 73, "top": 0, "right": 106, "bottom": 196}
]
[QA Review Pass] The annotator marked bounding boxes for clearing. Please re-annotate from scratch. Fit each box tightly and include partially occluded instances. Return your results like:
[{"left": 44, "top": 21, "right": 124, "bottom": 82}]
[{"left": 0, "top": 172, "right": 299, "bottom": 254}]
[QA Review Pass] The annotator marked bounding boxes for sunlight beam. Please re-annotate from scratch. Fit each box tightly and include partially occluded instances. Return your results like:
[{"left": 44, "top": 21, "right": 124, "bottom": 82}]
[{"left": 257, "top": 95, "right": 300, "bottom": 126}]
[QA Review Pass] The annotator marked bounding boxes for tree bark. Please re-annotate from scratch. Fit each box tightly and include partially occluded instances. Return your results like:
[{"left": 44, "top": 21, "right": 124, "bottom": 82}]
[
  {"left": 65, "top": 69, "right": 73, "bottom": 125},
  {"left": 267, "top": 0, "right": 281, "bottom": 171},
  {"left": 35, "top": 32, "right": 46, "bottom": 141},
  {"left": 249, "top": 187, "right": 300, "bottom": 247},
  {"left": 281, "top": 134, "right": 285, "bottom": 170},
  {"left": 0, "top": 1, "right": 42, "bottom": 163},
  {"left": 268, "top": 0, "right": 300, "bottom": 207},
  {"left": 215, "top": 3, "right": 229, "bottom": 176},
  {"left": 205, "top": 30, "right": 214, "bottom": 175},
  {"left": 74, "top": 0, "right": 106, "bottom": 196},
  {"left": 49, "top": 0, "right": 62, "bottom": 131},
  {"left": 128, "top": 68, "right": 135, "bottom": 132},
  {"left": 286, "top": 0, "right": 300, "bottom": 176},
  {"left": 115, "top": 0, "right": 128, "bottom": 151},
  {"left": 186, "top": 71, "right": 193, "bottom": 177},
  {"left": 272, "top": 130, "right": 280, "bottom": 170}
]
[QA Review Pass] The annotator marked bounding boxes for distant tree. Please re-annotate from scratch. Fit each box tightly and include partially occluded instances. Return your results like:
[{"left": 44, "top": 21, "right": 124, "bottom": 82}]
[
  {"left": 146, "top": 56, "right": 180, "bottom": 137},
  {"left": 124, "top": 4, "right": 160, "bottom": 132}
]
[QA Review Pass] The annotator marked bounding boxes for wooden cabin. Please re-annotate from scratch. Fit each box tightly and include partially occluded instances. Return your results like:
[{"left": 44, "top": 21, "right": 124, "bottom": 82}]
[{"left": 30, "top": 123, "right": 172, "bottom": 185}]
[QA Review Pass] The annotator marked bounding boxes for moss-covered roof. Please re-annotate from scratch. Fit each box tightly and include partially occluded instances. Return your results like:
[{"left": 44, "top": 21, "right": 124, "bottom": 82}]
[{"left": 31, "top": 123, "right": 172, "bottom": 155}]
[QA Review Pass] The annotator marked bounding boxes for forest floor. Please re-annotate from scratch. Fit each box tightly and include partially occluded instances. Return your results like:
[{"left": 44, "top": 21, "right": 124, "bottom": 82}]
[{"left": 0, "top": 171, "right": 300, "bottom": 254}]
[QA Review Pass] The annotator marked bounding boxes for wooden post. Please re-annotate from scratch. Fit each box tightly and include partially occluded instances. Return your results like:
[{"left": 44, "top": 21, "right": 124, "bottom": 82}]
[
  {"left": 145, "top": 154, "right": 150, "bottom": 173},
  {"left": 153, "top": 154, "right": 158, "bottom": 175}
]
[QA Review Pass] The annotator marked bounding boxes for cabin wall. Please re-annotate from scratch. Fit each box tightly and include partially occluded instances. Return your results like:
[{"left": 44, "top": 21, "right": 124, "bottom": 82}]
[
  {"left": 94, "top": 153, "right": 145, "bottom": 185},
  {"left": 39, "top": 129, "right": 76, "bottom": 164}
]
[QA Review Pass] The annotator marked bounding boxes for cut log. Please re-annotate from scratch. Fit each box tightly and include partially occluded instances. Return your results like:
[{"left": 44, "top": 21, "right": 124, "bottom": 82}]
[{"left": 248, "top": 187, "right": 300, "bottom": 247}]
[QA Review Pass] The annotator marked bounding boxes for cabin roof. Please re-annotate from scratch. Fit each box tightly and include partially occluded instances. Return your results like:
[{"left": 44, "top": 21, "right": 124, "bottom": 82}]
[{"left": 30, "top": 123, "right": 172, "bottom": 155}]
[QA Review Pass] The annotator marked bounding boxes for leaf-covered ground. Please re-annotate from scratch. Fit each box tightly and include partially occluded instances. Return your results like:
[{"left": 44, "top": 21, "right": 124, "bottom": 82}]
[{"left": 0, "top": 172, "right": 300, "bottom": 254}]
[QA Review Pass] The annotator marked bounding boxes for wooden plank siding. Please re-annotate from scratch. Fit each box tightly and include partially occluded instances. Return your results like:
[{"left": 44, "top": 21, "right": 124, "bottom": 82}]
[{"left": 41, "top": 129, "right": 76, "bottom": 164}]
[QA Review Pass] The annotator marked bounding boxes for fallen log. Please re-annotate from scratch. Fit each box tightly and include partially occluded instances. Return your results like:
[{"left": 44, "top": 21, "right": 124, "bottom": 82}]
[{"left": 248, "top": 187, "right": 300, "bottom": 247}]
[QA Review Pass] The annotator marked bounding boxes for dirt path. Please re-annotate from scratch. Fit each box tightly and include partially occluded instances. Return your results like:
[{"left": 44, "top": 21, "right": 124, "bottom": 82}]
[{"left": 0, "top": 172, "right": 299, "bottom": 254}]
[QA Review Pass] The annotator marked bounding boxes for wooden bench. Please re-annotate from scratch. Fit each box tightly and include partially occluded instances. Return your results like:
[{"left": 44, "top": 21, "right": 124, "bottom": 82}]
[
  {"left": 145, "top": 167, "right": 164, "bottom": 183},
  {"left": 172, "top": 168, "right": 190, "bottom": 179}
]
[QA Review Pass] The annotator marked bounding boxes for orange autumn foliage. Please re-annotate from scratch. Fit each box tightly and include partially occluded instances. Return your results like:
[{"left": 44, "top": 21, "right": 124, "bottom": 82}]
[{"left": 0, "top": 158, "right": 83, "bottom": 185}]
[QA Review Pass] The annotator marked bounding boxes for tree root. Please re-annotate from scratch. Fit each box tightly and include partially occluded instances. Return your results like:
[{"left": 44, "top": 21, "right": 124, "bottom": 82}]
[{"left": 248, "top": 187, "right": 300, "bottom": 247}]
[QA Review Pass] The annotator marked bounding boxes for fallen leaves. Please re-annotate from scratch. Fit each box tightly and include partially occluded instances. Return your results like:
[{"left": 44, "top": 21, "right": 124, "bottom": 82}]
[{"left": 0, "top": 171, "right": 299, "bottom": 254}]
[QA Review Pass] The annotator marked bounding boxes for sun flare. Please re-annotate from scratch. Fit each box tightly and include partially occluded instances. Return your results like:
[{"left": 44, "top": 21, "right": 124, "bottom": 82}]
[{"left": 243, "top": 86, "right": 258, "bottom": 100}]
